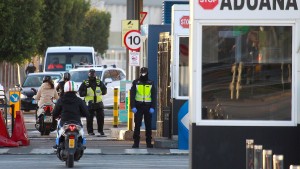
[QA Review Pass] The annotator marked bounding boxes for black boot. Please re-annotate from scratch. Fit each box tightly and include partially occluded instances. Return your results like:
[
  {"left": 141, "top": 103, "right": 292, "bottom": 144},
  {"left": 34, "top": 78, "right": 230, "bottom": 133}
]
[
  {"left": 132, "top": 140, "right": 139, "bottom": 148},
  {"left": 146, "top": 143, "right": 153, "bottom": 148}
]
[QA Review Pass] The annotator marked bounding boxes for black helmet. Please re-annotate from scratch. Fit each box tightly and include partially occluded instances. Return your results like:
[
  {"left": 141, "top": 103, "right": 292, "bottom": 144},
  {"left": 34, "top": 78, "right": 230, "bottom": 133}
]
[
  {"left": 88, "top": 69, "right": 96, "bottom": 78},
  {"left": 43, "top": 76, "right": 52, "bottom": 83},
  {"left": 63, "top": 72, "right": 71, "bottom": 81}
]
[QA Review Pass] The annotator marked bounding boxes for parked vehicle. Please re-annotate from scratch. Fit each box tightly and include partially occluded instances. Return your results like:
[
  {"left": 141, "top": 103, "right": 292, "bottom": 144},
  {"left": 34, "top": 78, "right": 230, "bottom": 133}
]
[
  {"left": 68, "top": 65, "right": 126, "bottom": 107},
  {"left": 56, "top": 121, "right": 86, "bottom": 168},
  {"left": 43, "top": 46, "right": 96, "bottom": 74},
  {"left": 20, "top": 72, "right": 62, "bottom": 111}
]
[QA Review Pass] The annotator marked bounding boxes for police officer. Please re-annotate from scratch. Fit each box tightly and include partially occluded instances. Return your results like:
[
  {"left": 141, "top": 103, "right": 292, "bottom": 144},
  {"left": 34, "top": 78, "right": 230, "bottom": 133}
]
[
  {"left": 130, "top": 67, "right": 156, "bottom": 148},
  {"left": 79, "top": 69, "right": 107, "bottom": 136},
  {"left": 56, "top": 72, "right": 71, "bottom": 97}
]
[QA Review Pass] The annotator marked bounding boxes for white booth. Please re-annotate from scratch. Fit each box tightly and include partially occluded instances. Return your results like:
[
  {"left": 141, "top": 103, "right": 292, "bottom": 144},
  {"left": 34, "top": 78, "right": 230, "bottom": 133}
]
[
  {"left": 171, "top": 4, "right": 190, "bottom": 150},
  {"left": 189, "top": 0, "right": 300, "bottom": 168}
]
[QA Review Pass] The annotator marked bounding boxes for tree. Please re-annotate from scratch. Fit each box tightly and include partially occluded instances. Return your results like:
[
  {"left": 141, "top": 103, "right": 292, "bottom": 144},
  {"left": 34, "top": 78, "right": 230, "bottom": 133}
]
[
  {"left": 82, "top": 8, "right": 111, "bottom": 55},
  {"left": 63, "top": 0, "right": 90, "bottom": 45},
  {"left": 40, "top": 0, "right": 90, "bottom": 53},
  {"left": 0, "top": 0, "right": 43, "bottom": 63}
]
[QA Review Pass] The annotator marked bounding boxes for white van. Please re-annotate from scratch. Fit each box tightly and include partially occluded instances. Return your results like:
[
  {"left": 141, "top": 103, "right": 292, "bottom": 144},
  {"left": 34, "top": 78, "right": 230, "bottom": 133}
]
[{"left": 43, "top": 46, "right": 96, "bottom": 73}]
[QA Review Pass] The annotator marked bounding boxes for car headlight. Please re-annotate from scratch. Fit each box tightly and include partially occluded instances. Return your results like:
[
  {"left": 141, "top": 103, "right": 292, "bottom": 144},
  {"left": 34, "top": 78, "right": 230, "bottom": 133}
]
[{"left": 20, "top": 93, "right": 27, "bottom": 99}]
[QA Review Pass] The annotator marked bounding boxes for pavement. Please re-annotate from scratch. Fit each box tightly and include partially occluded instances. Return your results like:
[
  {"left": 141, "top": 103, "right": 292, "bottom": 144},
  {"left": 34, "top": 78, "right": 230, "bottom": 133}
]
[{"left": 0, "top": 110, "right": 188, "bottom": 155}]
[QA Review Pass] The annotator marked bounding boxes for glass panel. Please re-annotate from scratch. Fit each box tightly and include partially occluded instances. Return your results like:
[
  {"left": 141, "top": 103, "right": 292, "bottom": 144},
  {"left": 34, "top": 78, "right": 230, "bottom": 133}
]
[
  {"left": 22, "top": 75, "right": 61, "bottom": 87},
  {"left": 45, "top": 53, "right": 93, "bottom": 71},
  {"left": 202, "top": 26, "right": 292, "bottom": 120},
  {"left": 179, "top": 37, "right": 189, "bottom": 96}
]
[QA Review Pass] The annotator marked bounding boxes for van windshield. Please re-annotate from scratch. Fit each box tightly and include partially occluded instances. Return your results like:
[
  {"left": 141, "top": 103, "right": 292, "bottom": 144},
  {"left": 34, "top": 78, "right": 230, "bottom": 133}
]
[{"left": 45, "top": 53, "right": 93, "bottom": 72}]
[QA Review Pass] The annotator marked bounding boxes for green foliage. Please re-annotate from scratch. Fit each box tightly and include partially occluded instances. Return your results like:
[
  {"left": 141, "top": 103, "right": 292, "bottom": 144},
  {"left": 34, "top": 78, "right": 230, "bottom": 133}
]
[
  {"left": 0, "top": 0, "right": 43, "bottom": 63},
  {"left": 83, "top": 8, "right": 111, "bottom": 55},
  {"left": 0, "top": 0, "right": 111, "bottom": 63}
]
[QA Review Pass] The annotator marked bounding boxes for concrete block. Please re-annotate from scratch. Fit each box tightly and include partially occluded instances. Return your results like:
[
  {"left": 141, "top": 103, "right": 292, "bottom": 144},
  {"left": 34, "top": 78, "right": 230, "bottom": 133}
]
[{"left": 154, "top": 137, "right": 178, "bottom": 149}]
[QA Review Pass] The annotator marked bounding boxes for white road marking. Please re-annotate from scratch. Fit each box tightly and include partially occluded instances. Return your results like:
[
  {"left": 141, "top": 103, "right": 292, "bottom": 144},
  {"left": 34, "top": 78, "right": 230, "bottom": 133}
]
[
  {"left": 0, "top": 149, "right": 9, "bottom": 154},
  {"left": 170, "top": 149, "right": 189, "bottom": 154},
  {"left": 84, "top": 148, "right": 102, "bottom": 154},
  {"left": 125, "top": 149, "right": 148, "bottom": 154},
  {"left": 30, "top": 148, "right": 54, "bottom": 154}
]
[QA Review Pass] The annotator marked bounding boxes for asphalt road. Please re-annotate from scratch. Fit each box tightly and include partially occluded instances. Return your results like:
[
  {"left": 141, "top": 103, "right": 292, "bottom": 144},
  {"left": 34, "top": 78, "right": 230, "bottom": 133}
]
[{"left": 0, "top": 155, "right": 188, "bottom": 169}]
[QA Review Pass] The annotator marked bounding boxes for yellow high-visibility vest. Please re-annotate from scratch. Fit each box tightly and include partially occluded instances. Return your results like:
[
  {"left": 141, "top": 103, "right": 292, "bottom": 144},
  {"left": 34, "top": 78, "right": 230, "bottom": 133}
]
[
  {"left": 84, "top": 80, "right": 102, "bottom": 103},
  {"left": 135, "top": 84, "right": 152, "bottom": 102}
]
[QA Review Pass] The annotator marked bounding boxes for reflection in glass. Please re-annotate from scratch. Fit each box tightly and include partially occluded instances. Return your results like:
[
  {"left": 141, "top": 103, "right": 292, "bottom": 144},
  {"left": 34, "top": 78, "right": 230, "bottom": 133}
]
[
  {"left": 202, "top": 26, "right": 292, "bottom": 120},
  {"left": 179, "top": 37, "right": 189, "bottom": 96}
]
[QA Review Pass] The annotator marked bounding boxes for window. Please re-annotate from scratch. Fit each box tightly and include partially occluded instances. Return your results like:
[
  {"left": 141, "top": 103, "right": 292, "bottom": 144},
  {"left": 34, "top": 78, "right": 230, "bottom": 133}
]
[
  {"left": 201, "top": 26, "right": 292, "bottom": 121},
  {"left": 45, "top": 53, "right": 93, "bottom": 71},
  {"left": 179, "top": 37, "right": 189, "bottom": 97}
]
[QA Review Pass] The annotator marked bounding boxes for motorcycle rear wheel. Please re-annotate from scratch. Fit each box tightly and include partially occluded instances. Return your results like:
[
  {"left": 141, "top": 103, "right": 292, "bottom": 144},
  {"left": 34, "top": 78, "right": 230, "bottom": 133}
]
[{"left": 66, "top": 153, "right": 74, "bottom": 168}]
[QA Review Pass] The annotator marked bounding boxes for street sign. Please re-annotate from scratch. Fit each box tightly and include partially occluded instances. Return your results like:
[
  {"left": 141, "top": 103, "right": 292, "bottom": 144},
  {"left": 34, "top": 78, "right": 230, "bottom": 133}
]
[
  {"left": 124, "top": 30, "right": 142, "bottom": 51},
  {"left": 180, "top": 16, "right": 189, "bottom": 29},
  {"left": 139, "top": 11, "right": 148, "bottom": 25},
  {"left": 199, "top": 0, "right": 218, "bottom": 10},
  {"left": 121, "top": 20, "right": 139, "bottom": 47},
  {"left": 129, "top": 50, "right": 140, "bottom": 66},
  {"left": 9, "top": 89, "right": 21, "bottom": 118}
]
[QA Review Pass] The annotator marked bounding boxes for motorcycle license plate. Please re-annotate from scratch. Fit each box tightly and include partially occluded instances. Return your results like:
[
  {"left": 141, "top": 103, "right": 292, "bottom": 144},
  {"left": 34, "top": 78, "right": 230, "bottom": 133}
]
[
  {"left": 69, "top": 139, "right": 75, "bottom": 148},
  {"left": 44, "top": 116, "right": 52, "bottom": 123}
]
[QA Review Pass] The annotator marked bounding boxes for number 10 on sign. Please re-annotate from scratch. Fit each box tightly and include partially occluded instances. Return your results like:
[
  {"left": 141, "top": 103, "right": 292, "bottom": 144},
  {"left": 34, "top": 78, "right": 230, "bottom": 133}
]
[{"left": 124, "top": 30, "right": 142, "bottom": 51}]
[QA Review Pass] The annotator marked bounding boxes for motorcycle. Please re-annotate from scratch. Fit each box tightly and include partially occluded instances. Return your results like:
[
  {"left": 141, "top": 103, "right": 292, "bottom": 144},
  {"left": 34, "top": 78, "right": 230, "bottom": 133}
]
[
  {"left": 56, "top": 120, "right": 86, "bottom": 168},
  {"left": 35, "top": 102, "right": 57, "bottom": 135}
]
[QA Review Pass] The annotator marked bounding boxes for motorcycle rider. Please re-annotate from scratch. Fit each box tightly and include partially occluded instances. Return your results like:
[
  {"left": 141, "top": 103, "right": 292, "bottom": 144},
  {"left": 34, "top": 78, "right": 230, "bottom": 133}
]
[
  {"left": 56, "top": 72, "right": 71, "bottom": 97},
  {"left": 52, "top": 81, "right": 89, "bottom": 148},
  {"left": 35, "top": 76, "right": 59, "bottom": 131}
]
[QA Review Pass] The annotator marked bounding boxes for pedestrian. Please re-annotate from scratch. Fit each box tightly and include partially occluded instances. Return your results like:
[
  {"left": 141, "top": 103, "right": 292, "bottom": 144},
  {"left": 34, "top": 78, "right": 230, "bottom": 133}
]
[
  {"left": 25, "top": 62, "right": 36, "bottom": 75},
  {"left": 56, "top": 72, "right": 71, "bottom": 97},
  {"left": 130, "top": 67, "right": 156, "bottom": 148},
  {"left": 78, "top": 69, "right": 107, "bottom": 136}
]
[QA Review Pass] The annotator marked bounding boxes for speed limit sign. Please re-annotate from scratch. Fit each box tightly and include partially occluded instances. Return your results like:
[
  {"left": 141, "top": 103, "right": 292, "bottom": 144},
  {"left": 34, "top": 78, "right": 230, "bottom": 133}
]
[{"left": 124, "top": 30, "right": 141, "bottom": 51}]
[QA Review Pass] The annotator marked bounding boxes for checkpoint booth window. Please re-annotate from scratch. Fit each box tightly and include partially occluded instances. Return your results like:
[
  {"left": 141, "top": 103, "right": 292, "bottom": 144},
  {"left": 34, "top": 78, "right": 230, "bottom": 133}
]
[
  {"left": 201, "top": 25, "right": 293, "bottom": 123},
  {"left": 189, "top": 4, "right": 300, "bottom": 126}
]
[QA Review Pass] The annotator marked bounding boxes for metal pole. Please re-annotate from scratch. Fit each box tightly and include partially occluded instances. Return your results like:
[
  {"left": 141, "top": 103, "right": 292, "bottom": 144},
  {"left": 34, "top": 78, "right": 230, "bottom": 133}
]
[
  {"left": 126, "top": 0, "right": 134, "bottom": 80},
  {"left": 134, "top": 0, "right": 142, "bottom": 79},
  {"left": 127, "top": 90, "right": 133, "bottom": 131},
  {"left": 113, "top": 88, "right": 119, "bottom": 128},
  {"left": 11, "top": 104, "right": 14, "bottom": 134},
  {"left": 246, "top": 139, "right": 254, "bottom": 169}
]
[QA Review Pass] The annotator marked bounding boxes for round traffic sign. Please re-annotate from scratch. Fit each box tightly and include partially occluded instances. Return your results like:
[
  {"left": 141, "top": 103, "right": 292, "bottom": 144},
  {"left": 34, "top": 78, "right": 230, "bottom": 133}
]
[
  {"left": 10, "top": 94, "right": 19, "bottom": 103},
  {"left": 124, "top": 30, "right": 142, "bottom": 51},
  {"left": 199, "top": 0, "right": 218, "bottom": 10}
]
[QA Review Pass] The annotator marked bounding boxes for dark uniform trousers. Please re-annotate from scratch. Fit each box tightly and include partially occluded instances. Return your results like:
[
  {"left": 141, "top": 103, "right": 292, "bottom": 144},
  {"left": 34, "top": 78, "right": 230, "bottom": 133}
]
[
  {"left": 87, "top": 103, "right": 104, "bottom": 133},
  {"left": 133, "top": 103, "right": 152, "bottom": 144}
]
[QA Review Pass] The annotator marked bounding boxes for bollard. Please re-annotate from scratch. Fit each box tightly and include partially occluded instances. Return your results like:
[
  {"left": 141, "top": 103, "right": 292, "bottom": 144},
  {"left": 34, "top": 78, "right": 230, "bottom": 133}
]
[
  {"left": 263, "top": 150, "right": 273, "bottom": 169},
  {"left": 246, "top": 139, "right": 254, "bottom": 169},
  {"left": 127, "top": 90, "right": 133, "bottom": 131},
  {"left": 254, "top": 145, "right": 263, "bottom": 169},
  {"left": 290, "top": 165, "right": 300, "bottom": 169},
  {"left": 273, "top": 155, "right": 284, "bottom": 169},
  {"left": 113, "top": 88, "right": 119, "bottom": 128}
]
